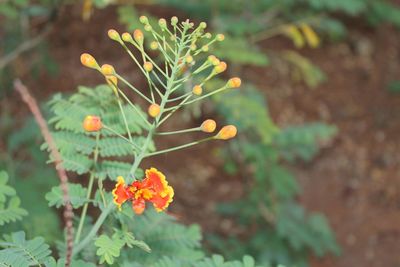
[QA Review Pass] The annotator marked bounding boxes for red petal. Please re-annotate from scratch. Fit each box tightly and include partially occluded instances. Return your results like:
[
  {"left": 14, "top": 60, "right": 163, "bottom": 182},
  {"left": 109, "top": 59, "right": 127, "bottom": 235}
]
[{"left": 112, "top": 176, "right": 131, "bottom": 210}]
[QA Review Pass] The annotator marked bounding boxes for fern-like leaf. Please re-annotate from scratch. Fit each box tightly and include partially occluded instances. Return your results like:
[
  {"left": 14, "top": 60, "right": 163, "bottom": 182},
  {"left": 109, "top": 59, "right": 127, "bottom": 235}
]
[
  {"left": 45, "top": 183, "right": 88, "bottom": 209},
  {"left": 0, "top": 171, "right": 27, "bottom": 226},
  {"left": 95, "top": 234, "right": 124, "bottom": 265},
  {"left": 121, "top": 209, "right": 203, "bottom": 264},
  {"left": 0, "top": 231, "right": 54, "bottom": 267}
]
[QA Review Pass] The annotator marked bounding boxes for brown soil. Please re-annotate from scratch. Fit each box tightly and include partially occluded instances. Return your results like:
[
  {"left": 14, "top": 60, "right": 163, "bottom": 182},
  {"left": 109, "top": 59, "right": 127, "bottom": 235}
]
[{"left": 4, "top": 4, "right": 400, "bottom": 267}]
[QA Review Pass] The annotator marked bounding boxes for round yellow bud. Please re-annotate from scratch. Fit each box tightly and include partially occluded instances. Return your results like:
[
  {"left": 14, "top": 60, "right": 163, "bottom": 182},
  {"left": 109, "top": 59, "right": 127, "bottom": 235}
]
[
  {"left": 171, "top": 16, "right": 178, "bottom": 26},
  {"left": 204, "top": 33, "right": 212, "bottom": 39},
  {"left": 190, "top": 44, "right": 197, "bottom": 51},
  {"left": 101, "top": 64, "right": 115, "bottom": 75},
  {"left": 150, "top": 41, "right": 158, "bottom": 50},
  {"left": 144, "top": 25, "right": 152, "bottom": 32},
  {"left": 186, "top": 55, "right": 193, "bottom": 64},
  {"left": 108, "top": 29, "right": 121, "bottom": 42},
  {"left": 80, "top": 53, "right": 99, "bottom": 69},
  {"left": 202, "top": 45, "right": 209, "bottom": 52},
  {"left": 208, "top": 55, "right": 220, "bottom": 66},
  {"left": 227, "top": 77, "right": 241, "bottom": 88},
  {"left": 214, "top": 61, "right": 227, "bottom": 74},
  {"left": 148, "top": 103, "right": 160, "bottom": 118},
  {"left": 199, "top": 22, "right": 207, "bottom": 29},
  {"left": 216, "top": 34, "right": 225, "bottom": 41},
  {"left": 215, "top": 125, "right": 237, "bottom": 140},
  {"left": 134, "top": 29, "right": 144, "bottom": 45},
  {"left": 159, "top": 18, "right": 167, "bottom": 28},
  {"left": 192, "top": 85, "right": 202, "bottom": 96},
  {"left": 201, "top": 119, "right": 216, "bottom": 133},
  {"left": 83, "top": 115, "right": 102, "bottom": 132},
  {"left": 143, "top": 62, "right": 153, "bottom": 72},
  {"left": 121, "top": 32, "right": 133, "bottom": 43},
  {"left": 139, "top": 15, "right": 148, "bottom": 24}
]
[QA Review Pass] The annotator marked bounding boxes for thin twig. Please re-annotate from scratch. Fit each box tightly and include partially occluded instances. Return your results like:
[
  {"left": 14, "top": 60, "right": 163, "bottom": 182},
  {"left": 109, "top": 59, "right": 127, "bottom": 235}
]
[{"left": 14, "top": 79, "right": 73, "bottom": 267}]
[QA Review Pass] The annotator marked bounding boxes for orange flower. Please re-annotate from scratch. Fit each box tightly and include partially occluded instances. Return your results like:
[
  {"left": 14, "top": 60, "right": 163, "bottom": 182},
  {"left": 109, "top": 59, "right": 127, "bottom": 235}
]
[
  {"left": 83, "top": 115, "right": 102, "bottom": 132},
  {"left": 112, "top": 168, "right": 174, "bottom": 215}
]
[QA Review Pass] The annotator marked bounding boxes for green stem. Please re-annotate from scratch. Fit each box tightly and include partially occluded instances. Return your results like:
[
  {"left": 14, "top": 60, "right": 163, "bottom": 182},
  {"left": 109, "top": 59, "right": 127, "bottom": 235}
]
[
  {"left": 102, "top": 124, "right": 141, "bottom": 151},
  {"left": 114, "top": 73, "right": 152, "bottom": 103},
  {"left": 183, "top": 85, "right": 228, "bottom": 106},
  {"left": 74, "top": 132, "right": 100, "bottom": 244},
  {"left": 145, "top": 137, "right": 212, "bottom": 157},
  {"left": 156, "top": 127, "right": 200, "bottom": 135}
]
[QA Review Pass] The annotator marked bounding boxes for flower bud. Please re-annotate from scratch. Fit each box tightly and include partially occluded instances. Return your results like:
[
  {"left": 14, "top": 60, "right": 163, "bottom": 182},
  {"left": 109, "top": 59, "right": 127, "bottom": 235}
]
[
  {"left": 121, "top": 32, "right": 133, "bottom": 43},
  {"left": 199, "top": 22, "right": 207, "bottom": 29},
  {"left": 216, "top": 34, "right": 225, "bottom": 41},
  {"left": 214, "top": 61, "right": 227, "bottom": 74},
  {"left": 171, "top": 16, "right": 178, "bottom": 26},
  {"left": 204, "top": 32, "right": 212, "bottom": 39},
  {"left": 192, "top": 85, "right": 202, "bottom": 96},
  {"left": 201, "top": 45, "right": 209, "bottom": 52},
  {"left": 144, "top": 25, "right": 152, "bottom": 32},
  {"left": 143, "top": 62, "right": 153, "bottom": 72},
  {"left": 190, "top": 44, "right": 197, "bottom": 51},
  {"left": 108, "top": 29, "right": 121, "bottom": 42},
  {"left": 227, "top": 77, "right": 241, "bottom": 88},
  {"left": 208, "top": 55, "right": 220, "bottom": 66},
  {"left": 201, "top": 119, "right": 216, "bottom": 133},
  {"left": 159, "top": 18, "right": 167, "bottom": 28},
  {"left": 134, "top": 29, "right": 144, "bottom": 45},
  {"left": 185, "top": 55, "right": 193, "bottom": 64},
  {"left": 139, "top": 15, "right": 148, "bottom": 24},
  {"left": 80, "top": 53, "right": 99, "bottom": 69},
  {"left": 148, "top": 103, "right": 160, "bottom": 118},
  {"left": 101, "top": 64, "right": 115, "bottom": 75},
  {"left": 215, "top": 125, "right": 237, "bottom": 140},
  {"left": 150, "top": 41, "right": 158, "bottom": 50},
  {"left": 83, "top": 115, "right": 102, "bottom": 132}
]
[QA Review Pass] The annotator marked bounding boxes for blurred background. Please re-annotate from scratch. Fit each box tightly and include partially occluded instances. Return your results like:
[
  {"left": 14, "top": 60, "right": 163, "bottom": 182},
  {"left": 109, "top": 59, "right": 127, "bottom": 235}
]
[{"left": 1, "top": 0, "right": 400, "bottom": 266}]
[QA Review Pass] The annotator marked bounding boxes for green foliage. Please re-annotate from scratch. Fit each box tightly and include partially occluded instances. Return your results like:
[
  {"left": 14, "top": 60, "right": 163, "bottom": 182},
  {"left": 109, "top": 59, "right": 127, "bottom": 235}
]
[
  {"left": 119, "top": 209, "right": 204, "bottom": 265},
  {"left": 213, "top": 36, "right": 269, "bottom": 66},
  {"left": 209, "top": 82, "right": 339, "bottom": 266},
  {"left": 275, "top": 122, "right": 337, "bottom": 162},
  {"left": 45, "top": 183, "right": 89, "bottom": 209},
  {"left": 51, "top": 258, "right": 96, "bottom": 267},
  {"left": 95, "top": 234, "right": 125, "bottom": 264},
  {"left": 45, "top": 84, "right": 150, "bottom": 180},
  {"left": 281, "top": 51, "right": 326, "bottom": 88},
  {"left": 387, "top": 80, "right": 400, "bottom": 94},
  {"left": 134, "top": 254, "right": 265, "bottom": 267},
  {"left": 212, "top": 83, "right": 279, "bottom": 144},
  {"left": 0, "top": 171, "right": 28, "bottom": 226},
  {"left": 0, "top": 231, "right": 53, "bottom": 267}
]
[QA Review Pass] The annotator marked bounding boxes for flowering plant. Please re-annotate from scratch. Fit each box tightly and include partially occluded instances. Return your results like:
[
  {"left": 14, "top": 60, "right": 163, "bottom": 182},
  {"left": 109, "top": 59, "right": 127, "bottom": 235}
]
[{"left": 0, "top": 15, "right": 249, "bottom": 267}]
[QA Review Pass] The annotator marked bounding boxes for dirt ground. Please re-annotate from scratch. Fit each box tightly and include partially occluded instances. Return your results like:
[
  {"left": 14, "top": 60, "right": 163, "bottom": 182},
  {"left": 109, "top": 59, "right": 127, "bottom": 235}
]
[{"left": 5, "top": 5, "right": 400, "bottom": 267}]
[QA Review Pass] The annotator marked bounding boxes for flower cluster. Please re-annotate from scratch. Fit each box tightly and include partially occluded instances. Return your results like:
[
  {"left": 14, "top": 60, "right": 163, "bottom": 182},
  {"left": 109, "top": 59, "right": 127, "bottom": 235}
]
[
  {"left": 80, "top": 16, "right": 241, "bottom": 215},
  {"left": 112, "top": 168, "right": 174, "bottom": 214}
]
